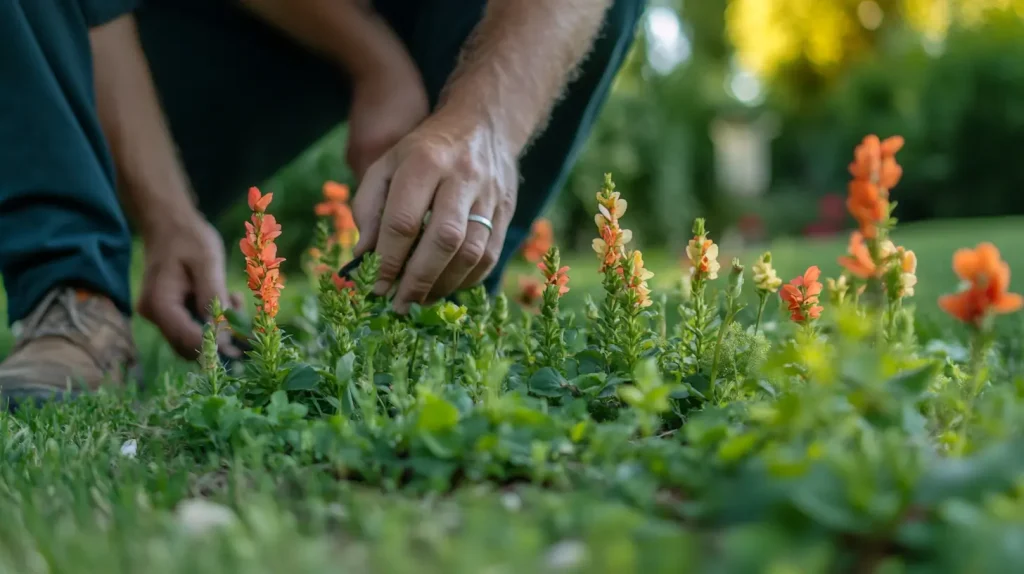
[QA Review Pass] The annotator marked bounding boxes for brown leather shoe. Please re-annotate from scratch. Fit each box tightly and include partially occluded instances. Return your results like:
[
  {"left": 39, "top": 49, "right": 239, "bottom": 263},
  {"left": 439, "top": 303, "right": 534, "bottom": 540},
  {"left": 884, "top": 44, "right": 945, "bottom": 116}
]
[{"left": 0, "top": 287, "right": 138, "bottom": 411}]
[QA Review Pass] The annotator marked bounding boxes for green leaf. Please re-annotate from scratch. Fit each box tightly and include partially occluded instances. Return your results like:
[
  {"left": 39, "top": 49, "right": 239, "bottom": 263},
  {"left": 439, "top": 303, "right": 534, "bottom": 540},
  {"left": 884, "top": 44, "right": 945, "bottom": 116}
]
[
  {"left": 283, "top": 365, "right": 319, "bottom": 391},
  {"left": 717, "top": 432, "right": 759, "bottom": 463},
  {"left": 528, "top": 367, "right": 568, "bottom": 398},
  {"left": 409, "top": 303, "right": 445, "bottom": 327},
  {"left": 574, "top": 350, "right": 606, "bottom": 374},
  {"left": 222, "top": 307, "right": 251, "bottom": 333},
  {"left": 335, "top": 352, "right": 356, "bottom": 383},
  {"left": 886, "top": 362, "right": 939, "bottom": 397},
  {"left": 417, "top": 393, "right": 460, "bottom": 433},
  {"left": 572, "top": 372, "right": 608, "bottom": 395}
]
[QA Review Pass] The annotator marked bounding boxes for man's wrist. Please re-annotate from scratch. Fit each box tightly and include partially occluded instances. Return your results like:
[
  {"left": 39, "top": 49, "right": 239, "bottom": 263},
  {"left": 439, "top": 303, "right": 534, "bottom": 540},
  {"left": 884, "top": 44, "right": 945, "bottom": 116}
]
[
  {"left": 134, "top": 187, "right": 203, "bottom": 243},
  {"left": 436, "top": 83, "right": 532, "bottom": 158}
]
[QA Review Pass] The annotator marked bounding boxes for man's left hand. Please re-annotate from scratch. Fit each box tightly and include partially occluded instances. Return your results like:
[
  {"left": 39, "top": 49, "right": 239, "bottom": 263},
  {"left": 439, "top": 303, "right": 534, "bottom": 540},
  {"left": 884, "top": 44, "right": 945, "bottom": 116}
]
[{"left": 352, "top": 108, "right": 519, "bottom": 313}]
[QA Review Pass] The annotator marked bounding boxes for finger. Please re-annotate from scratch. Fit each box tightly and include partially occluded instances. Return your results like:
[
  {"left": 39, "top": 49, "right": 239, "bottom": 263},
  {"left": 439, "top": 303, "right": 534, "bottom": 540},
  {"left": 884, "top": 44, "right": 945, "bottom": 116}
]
[
  {"left": 460, "top": 195, "right": 515, "bottom": 290},
  {"left": 138, "top": 268, "right": 204, "bottom": 360},
  {"left": 393, "top": 179, "right": 473, "bottom": 313},
  {"left": 351, "top": 155, "right": 395, "bottom": 257},
  {"left": 428, "top": 197, "right": 494, "bottom": 301},
  {"left": 372, "top": 154, "right": 444, "bottom": 295},
  {"left": 189, "top": 258, "right": 230, "bottom": 322}
]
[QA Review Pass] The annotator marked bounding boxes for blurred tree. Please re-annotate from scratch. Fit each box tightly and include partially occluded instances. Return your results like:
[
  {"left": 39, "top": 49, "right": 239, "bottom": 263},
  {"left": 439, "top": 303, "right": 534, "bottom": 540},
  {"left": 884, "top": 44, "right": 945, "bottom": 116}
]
[{"left": 726, "top": 0, "right": 903, "bottom": 98}]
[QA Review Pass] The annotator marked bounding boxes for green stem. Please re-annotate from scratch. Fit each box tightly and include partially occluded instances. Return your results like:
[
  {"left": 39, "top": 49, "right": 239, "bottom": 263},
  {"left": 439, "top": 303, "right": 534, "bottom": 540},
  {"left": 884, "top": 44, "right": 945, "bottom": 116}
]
[
  {"left": 968, "top": 328, "right": 990, "bottom": 401},
  {"left": 709, "top": 307, "right": 736, "bottom": 398},
  {"left": 754, "top": 293, "right": 768, "bottom": 336},
  {"left": 885, "top": 299, "right": 899, "bottom": 342}
]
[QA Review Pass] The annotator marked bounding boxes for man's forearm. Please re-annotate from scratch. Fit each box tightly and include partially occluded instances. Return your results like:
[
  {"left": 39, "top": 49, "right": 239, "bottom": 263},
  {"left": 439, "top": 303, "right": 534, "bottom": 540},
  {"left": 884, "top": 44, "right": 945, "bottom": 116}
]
[
  {"left": 438, "top": 0, "right": 614, "bottom": 155},
  {"left": 240, "top": 0, "right": 418, "bottom": 82},
  {"left": 89, "top": 14, "right": 198, "bottom": 237}
]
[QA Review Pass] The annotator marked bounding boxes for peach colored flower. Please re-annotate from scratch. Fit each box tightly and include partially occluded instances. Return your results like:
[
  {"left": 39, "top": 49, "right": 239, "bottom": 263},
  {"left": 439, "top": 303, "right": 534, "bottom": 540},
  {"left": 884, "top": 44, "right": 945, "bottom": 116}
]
[
  {"left": 623, "top": 250, "right": 654, "bottom": 308},
  {"left": 522, "top": 218, "right": 554, "bottom": 263},
  {"left": 686, "top": 237, "right": 720, "bottom": 280},
  {"left": 939, "top": 243, "right": 1023, "bottom": 326},
  {"left": 897, "top": 247, "right": 917, "bottom": 298},
  {"left": 592, "top": 180, "right": 633, "bottom": 273},
  {"left": 780, "top": 266, "right": 824, "bottom": 324},
  {"left": 592, "top": 223, "right": 632, "bottom": 272}
]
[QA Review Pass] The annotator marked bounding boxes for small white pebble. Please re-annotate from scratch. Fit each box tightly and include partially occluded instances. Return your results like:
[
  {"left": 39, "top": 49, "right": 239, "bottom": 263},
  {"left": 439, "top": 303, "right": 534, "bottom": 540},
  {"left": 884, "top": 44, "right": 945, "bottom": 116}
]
[
  {"left": 500, "top": 492, "right": 522, "bottom": 512},
  {"left": 176, "top": 499, "right": 237, "bottom": 534},
  {"left": 120, "top": 439, "right": 138, "bottom": 458},
  {"left": 544, "top": 540, "right": 587, "bottom": 570}
]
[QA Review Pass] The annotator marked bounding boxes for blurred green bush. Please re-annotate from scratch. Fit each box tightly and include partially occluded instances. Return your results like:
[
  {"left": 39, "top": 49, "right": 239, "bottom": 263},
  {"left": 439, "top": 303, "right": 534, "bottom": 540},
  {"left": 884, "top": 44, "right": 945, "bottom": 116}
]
[{"left": 771, "top": 11, "right": 1024, "bottom": 227}]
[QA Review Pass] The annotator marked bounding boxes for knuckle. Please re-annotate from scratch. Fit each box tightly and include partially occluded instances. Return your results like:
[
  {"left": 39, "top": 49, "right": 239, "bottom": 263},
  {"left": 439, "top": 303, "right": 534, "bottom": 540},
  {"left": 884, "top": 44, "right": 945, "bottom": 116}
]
[
  {"left": 414, "top": 145, "right": 448, "bottom": 170},
  {"left": 434, "top": 221, "right": 465, "bottom": 252},
  {"left": 498, "top": 191, "right": 517, "bottom": 214},
  {"left": 377, "top": 257, "right": 403, "bottom": 279},
  {"left": 401, "top": 278, "right": 433, "bottom": 303},
  {"left": 457, "top": 238, "right": 486, "bottom": 265},
  {"left": 453, "top": 154, "right": 480, "bottom": 178},
  {"left": 385, "top": 212, "right": 421, "bottom": 238},
  {"left": 478, "top": 248, "right": 499, "bottom": 271}
]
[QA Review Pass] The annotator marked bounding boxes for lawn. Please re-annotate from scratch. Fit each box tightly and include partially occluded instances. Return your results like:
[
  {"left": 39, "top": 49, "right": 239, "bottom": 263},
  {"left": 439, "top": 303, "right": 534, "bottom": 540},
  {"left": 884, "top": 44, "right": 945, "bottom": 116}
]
[{"left": 0, "top": 212, "right": 1023, "bottom": 573}]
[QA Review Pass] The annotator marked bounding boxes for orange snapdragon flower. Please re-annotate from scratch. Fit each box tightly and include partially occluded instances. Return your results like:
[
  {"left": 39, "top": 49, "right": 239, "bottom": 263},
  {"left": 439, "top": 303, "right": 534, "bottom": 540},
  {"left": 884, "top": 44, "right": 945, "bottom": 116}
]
[
  {"left": 517, "top": 276, "right": 544, "bottom": 308},
  {"left": 240, "top": 187, "right": 285, "bottom": 318},
  {"left": 315, "top": 181, "right": 358, "bottom": 250},
  {"left": 522, "top": 218, "right": 554, "bottom": 263},
  {"left": 838, "top": 231, "right": 896, "bottom": 279},
  {"left": 780, "top": 266, "right": 824, "bottom": 324},
  {"left": 332, "top": 274, "right": 356, "bottom": 295},
  {"left": 847, "top": 135, "right": 903, "bottom": 239},
  {"left": 538, "top": 261, "right": 571, "bottom": 296},
  {"left": 938, "top": 243, "right": 1023, "bottom": 327}
]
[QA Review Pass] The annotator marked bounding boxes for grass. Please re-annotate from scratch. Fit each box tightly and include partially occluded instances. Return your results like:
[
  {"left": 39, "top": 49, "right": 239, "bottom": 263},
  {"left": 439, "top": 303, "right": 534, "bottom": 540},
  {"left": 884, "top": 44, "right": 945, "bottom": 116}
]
[{"left": 0, "top": 215, "right": 1023, "bottom": 573}]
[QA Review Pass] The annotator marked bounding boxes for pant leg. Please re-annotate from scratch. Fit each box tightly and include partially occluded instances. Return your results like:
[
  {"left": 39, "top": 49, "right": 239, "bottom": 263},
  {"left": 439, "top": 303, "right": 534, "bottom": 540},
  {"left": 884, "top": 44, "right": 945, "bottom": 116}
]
[
  {"left": 0, "top": 1, "right": 133, "bottom": 324},
  {"left": 398, "top": 0, "right": 647, "bottom": 293}
]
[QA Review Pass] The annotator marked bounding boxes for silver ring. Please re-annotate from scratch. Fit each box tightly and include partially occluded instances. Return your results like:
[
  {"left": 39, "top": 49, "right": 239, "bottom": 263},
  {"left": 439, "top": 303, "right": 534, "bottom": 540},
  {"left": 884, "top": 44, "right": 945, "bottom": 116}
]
[{"left": 467, "top": 214, "right": 493, "bottom": 232}]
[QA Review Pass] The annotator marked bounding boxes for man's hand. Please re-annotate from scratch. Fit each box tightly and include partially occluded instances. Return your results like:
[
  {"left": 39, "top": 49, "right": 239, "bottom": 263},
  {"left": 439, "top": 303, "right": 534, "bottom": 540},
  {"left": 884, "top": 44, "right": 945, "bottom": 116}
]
[
  {"left": 346, "top": 68, "right": 429, "bottom": 180},
  {"left": 352, "top": 108, "right": 518, "bottom": 313},
  {"left": 136, "top": 213, "right": 238, "bottom": 359},
  {"left": 353, "top": 1, "right": 612, "bottom": 310}
]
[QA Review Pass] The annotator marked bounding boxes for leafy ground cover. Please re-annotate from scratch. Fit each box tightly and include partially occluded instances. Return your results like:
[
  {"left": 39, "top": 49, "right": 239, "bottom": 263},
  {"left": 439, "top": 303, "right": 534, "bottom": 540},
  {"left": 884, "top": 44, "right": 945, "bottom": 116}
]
[{"left": 2, "top": 137, "right": 1024, "bottom": 573}]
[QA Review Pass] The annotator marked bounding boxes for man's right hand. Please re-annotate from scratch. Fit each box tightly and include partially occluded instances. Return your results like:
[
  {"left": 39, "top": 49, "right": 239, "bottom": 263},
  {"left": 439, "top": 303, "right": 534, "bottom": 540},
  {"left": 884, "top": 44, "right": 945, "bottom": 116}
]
[{"left": 137, "top": 212, "right": 239, "bottom": 360}]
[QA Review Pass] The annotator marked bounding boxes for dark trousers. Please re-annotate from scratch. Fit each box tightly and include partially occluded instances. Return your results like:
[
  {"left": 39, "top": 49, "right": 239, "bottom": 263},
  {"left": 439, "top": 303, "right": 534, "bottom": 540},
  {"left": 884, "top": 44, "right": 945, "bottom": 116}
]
[{"left": 1, "top": 0, "right": 644, "bottom": 323}]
